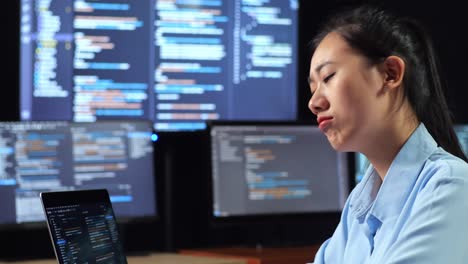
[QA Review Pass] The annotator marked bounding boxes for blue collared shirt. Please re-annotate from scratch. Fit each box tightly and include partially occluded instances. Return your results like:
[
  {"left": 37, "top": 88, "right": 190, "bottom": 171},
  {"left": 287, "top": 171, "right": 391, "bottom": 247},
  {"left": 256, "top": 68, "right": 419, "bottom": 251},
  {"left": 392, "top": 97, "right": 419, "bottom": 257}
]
[{"left": 313, "top": 124, "right": 468, "bottom": 264}]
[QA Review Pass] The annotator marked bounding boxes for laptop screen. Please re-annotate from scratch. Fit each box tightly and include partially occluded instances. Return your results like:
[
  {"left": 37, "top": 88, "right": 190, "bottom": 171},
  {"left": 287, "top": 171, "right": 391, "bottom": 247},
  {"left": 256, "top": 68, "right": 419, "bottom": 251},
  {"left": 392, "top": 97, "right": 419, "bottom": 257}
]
[{"left": 41, "top": 189, "right": 127, "bottom": 264}]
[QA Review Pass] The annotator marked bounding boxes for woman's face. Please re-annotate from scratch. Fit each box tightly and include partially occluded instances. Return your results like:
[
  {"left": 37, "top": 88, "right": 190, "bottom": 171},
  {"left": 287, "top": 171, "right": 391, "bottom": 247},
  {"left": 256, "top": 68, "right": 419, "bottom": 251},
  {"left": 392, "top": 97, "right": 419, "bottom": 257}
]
[{"left": 308, "top": 32, "right": 387, "bottom": 152}]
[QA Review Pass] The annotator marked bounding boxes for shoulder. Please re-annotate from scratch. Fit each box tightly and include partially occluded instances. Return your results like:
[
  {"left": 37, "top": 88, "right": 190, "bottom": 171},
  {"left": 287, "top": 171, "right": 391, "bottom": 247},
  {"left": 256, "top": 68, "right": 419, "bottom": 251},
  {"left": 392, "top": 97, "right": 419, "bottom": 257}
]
[
  {"left": 382, "top": 148, "right": 468, "bottom": 263},
  {"left": 425, "top": 148, "right": 468, "bottom": 178},
  {"left": 418, "top": 148, "right": 468, "bottom": 195}
]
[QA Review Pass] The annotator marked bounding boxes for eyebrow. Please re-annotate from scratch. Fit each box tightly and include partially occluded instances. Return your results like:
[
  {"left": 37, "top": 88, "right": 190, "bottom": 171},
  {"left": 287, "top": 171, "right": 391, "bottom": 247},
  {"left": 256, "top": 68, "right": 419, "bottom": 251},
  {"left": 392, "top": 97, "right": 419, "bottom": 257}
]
[{"left": 308, "top": 61, "right": 335, "bottom": 84}]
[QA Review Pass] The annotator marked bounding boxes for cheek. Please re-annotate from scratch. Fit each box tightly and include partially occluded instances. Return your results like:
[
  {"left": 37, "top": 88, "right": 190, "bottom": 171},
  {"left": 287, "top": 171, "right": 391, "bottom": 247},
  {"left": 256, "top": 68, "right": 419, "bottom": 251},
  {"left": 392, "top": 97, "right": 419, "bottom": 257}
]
[
  {"left": 334, "top": 83, "right": 365, "bottom": 121},
  {"left": 328, "top": 82, "right": 370, "bottom": 150}
]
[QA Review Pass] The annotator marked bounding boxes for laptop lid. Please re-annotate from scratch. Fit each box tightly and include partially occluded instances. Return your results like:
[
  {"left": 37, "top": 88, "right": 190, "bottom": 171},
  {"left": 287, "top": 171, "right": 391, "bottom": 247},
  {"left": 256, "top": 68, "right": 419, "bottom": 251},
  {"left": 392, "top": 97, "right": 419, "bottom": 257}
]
[{"left": 40, "top": 189, "right": 128, "bottom": 264}]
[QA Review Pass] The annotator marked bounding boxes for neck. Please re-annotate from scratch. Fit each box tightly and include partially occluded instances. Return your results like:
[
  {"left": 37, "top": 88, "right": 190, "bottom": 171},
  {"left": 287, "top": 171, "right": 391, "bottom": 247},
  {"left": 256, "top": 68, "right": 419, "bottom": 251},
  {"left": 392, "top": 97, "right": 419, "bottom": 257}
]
[{"left": 362, "top": 107, "right": 419, "bottom": 180}]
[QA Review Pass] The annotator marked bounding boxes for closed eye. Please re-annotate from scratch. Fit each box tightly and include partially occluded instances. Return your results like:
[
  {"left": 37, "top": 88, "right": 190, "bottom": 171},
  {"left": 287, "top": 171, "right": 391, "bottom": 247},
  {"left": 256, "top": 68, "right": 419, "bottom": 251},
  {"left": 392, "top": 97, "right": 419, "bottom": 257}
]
[{"left": 323, "top": 72, "right": 336, "bottom": 83}]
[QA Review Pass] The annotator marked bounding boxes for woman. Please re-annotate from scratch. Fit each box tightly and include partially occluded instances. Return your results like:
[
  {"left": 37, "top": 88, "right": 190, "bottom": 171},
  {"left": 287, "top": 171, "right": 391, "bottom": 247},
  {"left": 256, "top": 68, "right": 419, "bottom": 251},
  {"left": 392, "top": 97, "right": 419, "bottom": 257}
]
[{"left": 308, "top": 5, "right": 468, "bottom": 264}]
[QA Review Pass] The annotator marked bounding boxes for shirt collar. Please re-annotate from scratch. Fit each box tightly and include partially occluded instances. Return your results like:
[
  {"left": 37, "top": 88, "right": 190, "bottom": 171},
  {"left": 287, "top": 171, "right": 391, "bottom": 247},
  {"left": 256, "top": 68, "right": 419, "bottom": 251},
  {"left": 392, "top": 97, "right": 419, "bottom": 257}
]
[{"left": 350, "top": 123, "right": 438, "bottom": 222}]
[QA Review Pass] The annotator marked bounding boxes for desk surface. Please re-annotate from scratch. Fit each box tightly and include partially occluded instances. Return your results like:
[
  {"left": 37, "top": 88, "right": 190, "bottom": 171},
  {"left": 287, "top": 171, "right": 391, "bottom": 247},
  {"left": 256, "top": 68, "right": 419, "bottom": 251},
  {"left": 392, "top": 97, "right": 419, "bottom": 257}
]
[
  {"left": 0, "top": 245, "right": 319, "bottom": 264},
  {"left": 180, "top": 245, "right": 320, "bottom": 264},
  {"left": 0, "top": 253, "right": 247, "bottom": 264}
]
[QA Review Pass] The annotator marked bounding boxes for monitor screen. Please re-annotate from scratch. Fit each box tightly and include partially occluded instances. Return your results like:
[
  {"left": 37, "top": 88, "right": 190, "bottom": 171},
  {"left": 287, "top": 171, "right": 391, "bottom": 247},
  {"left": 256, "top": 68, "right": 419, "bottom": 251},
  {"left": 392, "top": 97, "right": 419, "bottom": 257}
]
[
  {"left": 19, "top": 0, "right": 298, "bottom": 131},
  {"left": 210, "top": 123, "right": 349, "bottom": 217},
  {"left": 455, "top": 125, "right": 468, "bottom": 156},
  {"left": 0, "top": 121, "right": 156, "bottom": 225},
  {"left": 354, "top": 152, "right": 369, "bottom": 185}
]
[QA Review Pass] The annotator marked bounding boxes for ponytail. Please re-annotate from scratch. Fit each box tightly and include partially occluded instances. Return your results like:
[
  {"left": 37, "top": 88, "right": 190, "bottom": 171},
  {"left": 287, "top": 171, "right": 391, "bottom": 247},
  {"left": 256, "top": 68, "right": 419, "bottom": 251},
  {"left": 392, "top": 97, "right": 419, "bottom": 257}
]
[{"left": 403, "top": 19, "right": 467, "bottom": 162}]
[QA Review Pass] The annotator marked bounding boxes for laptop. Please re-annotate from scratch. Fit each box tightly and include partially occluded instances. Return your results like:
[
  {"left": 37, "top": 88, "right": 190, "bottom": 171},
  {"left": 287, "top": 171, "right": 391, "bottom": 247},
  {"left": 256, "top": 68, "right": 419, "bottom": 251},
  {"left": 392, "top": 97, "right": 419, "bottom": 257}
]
[{"left": 40, "top": 189, "right": 128, "bottom": 264}]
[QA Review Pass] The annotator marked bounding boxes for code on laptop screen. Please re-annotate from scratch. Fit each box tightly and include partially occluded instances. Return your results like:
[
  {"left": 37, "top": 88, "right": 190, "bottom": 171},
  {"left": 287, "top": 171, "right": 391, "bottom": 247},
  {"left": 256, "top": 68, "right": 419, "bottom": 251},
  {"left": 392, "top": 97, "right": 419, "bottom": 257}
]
[{"left": 43, "top": 192, "right": 127, "bottom": 264}]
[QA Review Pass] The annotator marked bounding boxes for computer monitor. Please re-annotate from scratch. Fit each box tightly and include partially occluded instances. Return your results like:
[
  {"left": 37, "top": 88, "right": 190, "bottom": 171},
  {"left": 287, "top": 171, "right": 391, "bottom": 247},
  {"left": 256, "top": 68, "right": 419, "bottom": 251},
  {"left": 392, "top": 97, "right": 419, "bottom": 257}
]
[
  {"left": 209, "top": 122, "right": 349, "bottom": 218},
  {"left": 19, "top": 0, "right": 299, "bottom": 131},
  {"left": 455, "top": 125, "right": 468, "bottom": 156},
  {"left": 0, "top": 121, "right": 156, "bottom": 226},
  {"left": 354, "top": 152, "right": 369, "bottom": 185}
]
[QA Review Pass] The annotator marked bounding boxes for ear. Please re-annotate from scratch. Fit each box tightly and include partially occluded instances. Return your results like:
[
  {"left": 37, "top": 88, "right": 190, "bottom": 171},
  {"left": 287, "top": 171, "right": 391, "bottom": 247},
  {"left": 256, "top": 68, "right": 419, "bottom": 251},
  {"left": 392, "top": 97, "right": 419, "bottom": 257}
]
[{"left": 382, "top": 55, "right": 405, "bottom": 90}]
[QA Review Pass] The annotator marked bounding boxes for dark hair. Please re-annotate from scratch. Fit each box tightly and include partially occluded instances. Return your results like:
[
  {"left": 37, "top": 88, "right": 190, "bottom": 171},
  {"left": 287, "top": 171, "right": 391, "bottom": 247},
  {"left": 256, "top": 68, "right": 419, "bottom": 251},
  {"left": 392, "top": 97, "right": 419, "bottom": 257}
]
[{"left": 311, "top": 5, "right": 467, "bottom": 162}]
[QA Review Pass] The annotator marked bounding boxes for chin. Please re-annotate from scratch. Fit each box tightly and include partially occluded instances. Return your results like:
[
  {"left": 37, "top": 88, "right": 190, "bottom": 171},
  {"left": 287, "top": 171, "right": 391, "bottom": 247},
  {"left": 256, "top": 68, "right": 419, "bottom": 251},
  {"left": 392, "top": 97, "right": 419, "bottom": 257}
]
[
  {"left": 326, "top": 132, "right": 348, "bottom": 152},
  {"left": 329, "top": 141, "right": 346, "bottom": 151}
]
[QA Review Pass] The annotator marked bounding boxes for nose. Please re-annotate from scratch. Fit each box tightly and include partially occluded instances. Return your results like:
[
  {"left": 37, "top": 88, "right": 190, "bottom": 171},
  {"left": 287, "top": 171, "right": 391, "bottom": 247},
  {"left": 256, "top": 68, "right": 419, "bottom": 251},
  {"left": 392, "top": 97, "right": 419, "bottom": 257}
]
[{"left": 308, "top": 89, "right": 329, "bottom": 116}]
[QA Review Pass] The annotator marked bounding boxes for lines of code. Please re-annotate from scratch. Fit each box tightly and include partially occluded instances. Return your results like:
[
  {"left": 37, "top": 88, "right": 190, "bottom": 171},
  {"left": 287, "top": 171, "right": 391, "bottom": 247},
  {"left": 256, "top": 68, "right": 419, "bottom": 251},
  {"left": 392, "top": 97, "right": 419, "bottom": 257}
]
[
  {"left": 45, "top": 203, "right": 126, "bottom": 263},
  {"left": 21, "top": 0, "right": 298, "bottom": 131},
  {"left": 73, "top": 0, "right": 151, "bottom": 122},
  {"left": 211, "top": 125, "right": 348, "bottom": 217},
  {"left": 0, "top": 121, "right": 155, "bottom": 224},
  {"left": 242, "top": 135, "right": 312, "bottom": 201}
]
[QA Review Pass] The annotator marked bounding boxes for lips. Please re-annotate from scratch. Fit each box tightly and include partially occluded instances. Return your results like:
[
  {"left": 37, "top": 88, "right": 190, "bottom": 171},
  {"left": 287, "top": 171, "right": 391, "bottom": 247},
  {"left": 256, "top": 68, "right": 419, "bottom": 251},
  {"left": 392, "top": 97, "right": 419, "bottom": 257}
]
[{"left": 317, "top": 116, "right": 333, "bottom": 131}]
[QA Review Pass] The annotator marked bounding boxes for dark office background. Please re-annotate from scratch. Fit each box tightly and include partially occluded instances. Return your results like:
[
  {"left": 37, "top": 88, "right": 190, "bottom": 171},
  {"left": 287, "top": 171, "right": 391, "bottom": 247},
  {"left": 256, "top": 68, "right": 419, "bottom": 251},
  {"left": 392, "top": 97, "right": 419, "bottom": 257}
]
[{"left": 0, "top": 0, "right": 467, "bottom": 260}]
